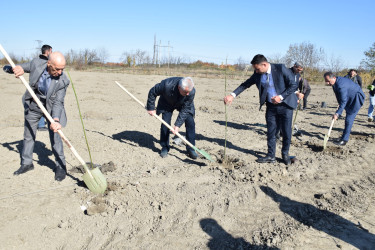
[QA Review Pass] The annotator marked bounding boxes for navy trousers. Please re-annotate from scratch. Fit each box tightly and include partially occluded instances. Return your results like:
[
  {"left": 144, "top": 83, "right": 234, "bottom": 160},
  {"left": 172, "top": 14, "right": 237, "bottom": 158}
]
[
  {"left": 265, "top": 102, "right": 293, "bottom": 158},
  {"left": 341, "top": 110, "right": 360, "bottom": 141},
  {"left": 160, "top": 111, "right": 195, "bottom": 151}
]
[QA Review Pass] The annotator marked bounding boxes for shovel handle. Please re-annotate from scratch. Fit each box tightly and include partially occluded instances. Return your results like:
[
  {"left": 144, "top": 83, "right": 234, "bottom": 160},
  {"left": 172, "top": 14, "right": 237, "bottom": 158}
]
[
  {"left": 115, "top": 81, "right": 196, "bottom": 150},
  {"left": 327, "top": 118, "right": 335, "bottom": 137},
  {"left": 0, "top": 44, "right": 92, "bottom": 177}
]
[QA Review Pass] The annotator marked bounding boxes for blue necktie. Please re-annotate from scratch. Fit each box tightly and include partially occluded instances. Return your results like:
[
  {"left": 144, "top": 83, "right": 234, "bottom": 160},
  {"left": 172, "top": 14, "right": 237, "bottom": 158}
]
[{"left": 38, "top": 70, "right": 51, "bottom": 96}]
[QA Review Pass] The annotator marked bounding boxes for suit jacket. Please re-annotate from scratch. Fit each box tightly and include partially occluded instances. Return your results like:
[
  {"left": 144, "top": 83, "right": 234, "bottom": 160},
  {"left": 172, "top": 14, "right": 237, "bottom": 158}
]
[
  {"left": 18, "top": 57, "right": 70, "bottom": 127},
  {"left": 147, "top": 77, "right": 195, "bottom": 127},
  {"left": 233, "top": 64, "right": 298, "bottom": 110},
  {"left": 289, "top": 67, "right": 301, "bottom": 91},
  {"left": 333, "top": 76, "right": 365, "bottom": 115}
]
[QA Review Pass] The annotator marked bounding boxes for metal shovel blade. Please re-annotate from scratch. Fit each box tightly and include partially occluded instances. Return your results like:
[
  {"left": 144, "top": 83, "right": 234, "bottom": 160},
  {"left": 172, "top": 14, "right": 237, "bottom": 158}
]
[
  {"left": 192, "top": 145, "right": 214, "bottom": 162},
  {"left": 82, "top": 166, "right": 107, "bottom": 194}
]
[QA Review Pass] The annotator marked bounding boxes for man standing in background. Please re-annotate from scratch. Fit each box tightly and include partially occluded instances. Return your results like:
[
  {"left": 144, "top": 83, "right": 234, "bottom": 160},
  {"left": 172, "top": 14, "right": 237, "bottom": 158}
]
[
  {"left": 37, "top": 45, "right": 53, "bottom": 131},
  {"left": 344, "top": 69, "right": 362, "bottom": 88}
]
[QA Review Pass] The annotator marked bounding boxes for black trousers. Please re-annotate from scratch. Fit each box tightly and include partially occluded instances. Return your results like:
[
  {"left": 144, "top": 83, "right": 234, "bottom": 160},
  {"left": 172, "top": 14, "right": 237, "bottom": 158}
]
[
  {"left": 160, "top": 111, "right": 195, "bottom": 151},
  {"left": 303, "top": 89, "right": 311, "bottom": 109},
  {"left": 265, "top": 102, "right": 293, "bottom": 157}
]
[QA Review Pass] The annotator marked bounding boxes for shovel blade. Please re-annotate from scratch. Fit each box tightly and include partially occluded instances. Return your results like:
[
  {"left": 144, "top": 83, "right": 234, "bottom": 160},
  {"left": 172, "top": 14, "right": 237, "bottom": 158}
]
[
  {"left": 193, "top": 146, "right": 214, "bottom": 162},
  {"left": 82, "top": 168, "right": 107, "bottom": 194}
]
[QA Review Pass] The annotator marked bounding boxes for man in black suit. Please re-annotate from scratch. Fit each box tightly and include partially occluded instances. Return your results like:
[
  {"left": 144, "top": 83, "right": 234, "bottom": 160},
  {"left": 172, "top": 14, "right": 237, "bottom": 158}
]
[
  {"left": 147, "top": 77, "right": 197, "bottom": 159},
  {"left": 224, "top": 54, "right": 298, "bottom": 165}
]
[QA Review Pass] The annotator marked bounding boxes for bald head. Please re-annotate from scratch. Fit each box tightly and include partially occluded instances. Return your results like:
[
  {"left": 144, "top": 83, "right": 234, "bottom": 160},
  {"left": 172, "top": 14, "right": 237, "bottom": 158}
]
[
  {"left": 48, "top": 51, "right": 66, "bottom": 65},
  {"left": 47, "top": 52, "right": 66, "bottom": 77}
]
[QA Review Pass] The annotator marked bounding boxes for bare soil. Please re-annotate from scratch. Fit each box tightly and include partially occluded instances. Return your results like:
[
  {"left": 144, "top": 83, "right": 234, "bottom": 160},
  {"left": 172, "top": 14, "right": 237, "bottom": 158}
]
[{"left": 0, "top": 70, "right": 374, "bottom": 249}]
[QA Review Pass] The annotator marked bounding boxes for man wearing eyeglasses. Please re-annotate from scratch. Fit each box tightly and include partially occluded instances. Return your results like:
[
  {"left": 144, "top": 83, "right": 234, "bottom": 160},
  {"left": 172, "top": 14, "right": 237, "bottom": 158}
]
[
  {"left": 3, "top": 52, "right": 70, "bottom": 181},
  {"left": 147, "top": 77, "right": 197, "bottom": 159}
]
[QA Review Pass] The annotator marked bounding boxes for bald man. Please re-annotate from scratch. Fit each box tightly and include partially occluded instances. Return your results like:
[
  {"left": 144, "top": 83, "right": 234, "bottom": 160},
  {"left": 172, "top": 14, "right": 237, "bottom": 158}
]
[{"left": 3, "top": 52, "right": 70, "bottom": 181}]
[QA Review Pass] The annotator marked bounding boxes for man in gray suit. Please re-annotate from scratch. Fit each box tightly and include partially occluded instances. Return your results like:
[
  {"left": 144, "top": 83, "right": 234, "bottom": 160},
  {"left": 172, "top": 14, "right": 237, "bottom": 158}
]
[{"left": 3, "top": 52, "right": 70, "bottom": 181}]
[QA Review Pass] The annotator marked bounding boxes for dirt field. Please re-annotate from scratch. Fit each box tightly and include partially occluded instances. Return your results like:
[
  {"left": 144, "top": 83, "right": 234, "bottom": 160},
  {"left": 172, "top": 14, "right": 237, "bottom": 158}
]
[{"left": 0, "top": 70, "right": 374, "bottom": 249}]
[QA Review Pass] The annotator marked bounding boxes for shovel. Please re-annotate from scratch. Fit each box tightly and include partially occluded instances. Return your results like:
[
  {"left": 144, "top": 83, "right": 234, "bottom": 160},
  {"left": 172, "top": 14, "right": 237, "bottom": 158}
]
[
  {"left": 115, "top": 81, "right": 214, "bottom": 162},
  {"left": 0, "top": 44, "right": 107, "bottom": 194},
  {"left": 323, "top": 118, "right": 335, "bottom": 150},
  {"left": 292, "top": 71, "right": 305, "bottom": 130}
]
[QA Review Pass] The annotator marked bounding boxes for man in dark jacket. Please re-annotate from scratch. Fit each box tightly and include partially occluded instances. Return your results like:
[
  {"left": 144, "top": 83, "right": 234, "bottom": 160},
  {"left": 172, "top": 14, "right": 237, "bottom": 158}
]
[
  {"left": 147, "top": 77, "right": 197, "bottom": 159},
  {"left": 298, "top": 76, "right": 311, "bottom": 110},
  {"left": 344, "top": 69, "right": 362, "bottom": 88},
  {"left": 224, "top": 54, "right": 298, "bottom": 165},
  {"left": 324, "top": 72, "right": 365, "bottom": 145},
  {"left": 290, "top": 62, "right": 303, "bottom": 86}
]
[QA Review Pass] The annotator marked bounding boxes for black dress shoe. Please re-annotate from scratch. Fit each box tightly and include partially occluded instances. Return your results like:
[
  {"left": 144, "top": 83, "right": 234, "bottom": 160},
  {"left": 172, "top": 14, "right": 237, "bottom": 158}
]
[
  {"left": 14, "top": 164, "right": 34, "bottom": 175},
  {"left": 333, "top": 140, "right": 347, "bottom": 146},
  {"left": 187, "top": 149, "right": 198, "bottom": 159},
  {"left": 256, "top": 156, "right": 276, "bottom": 163},
  {"left": 282, "top": 155, "right": 291, "bottom": 165},
  {"left": 160, "top": 148, "right": 168, "bottom": 158},
  {"left": 55, "top": 165, "right": 66, "bottom": 181}
]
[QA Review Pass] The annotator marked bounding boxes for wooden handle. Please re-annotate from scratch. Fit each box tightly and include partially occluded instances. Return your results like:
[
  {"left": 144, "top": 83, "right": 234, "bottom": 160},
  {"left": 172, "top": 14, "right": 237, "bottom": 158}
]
[
  {"left": 327, "top": 119, "right": 335, "bottom": 137},
  {"left": 115, "top": 81, "right": 196, "bottom": 149},
  {"left": 0, "top": 44, "right": 90, "bottom": 174}
]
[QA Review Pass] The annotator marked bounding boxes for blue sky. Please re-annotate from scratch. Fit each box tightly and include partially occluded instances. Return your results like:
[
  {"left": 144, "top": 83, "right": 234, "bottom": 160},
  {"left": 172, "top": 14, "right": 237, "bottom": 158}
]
[{"left": 1, "top": 0, "right": 374, "bottom": 68}]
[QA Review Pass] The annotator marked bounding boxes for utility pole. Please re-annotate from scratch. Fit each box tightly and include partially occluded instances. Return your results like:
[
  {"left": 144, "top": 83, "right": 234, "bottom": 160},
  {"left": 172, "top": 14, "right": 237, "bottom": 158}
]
[
  {"left": 158, "top": 40, "right": 161, "bottom": 68},
  {"left": 157, "top": 41, "right": 173, "bottom": 68},
  {"left": 153, "top": 34, "right": 156, "bottom": 65},
  {"left": 153, "top": 37, "right": 173, "bottom": 68},
  {"left": 168, "top": 41, "right": 170, "bottom": 69},
  {"left": 35, "top": 40, "right": 42, "bottom": 52}
]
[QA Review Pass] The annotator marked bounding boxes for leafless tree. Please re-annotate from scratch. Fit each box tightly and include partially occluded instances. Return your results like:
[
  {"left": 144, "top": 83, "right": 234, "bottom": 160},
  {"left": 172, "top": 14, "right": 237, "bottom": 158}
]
[
  {"left": 97, "top": 47, "right": 109, "bottom": 64},
  {"left": 268, "top": 53, "right": 285, "bottom": 64},
  {"left": 325, "top": 53, "right": 346, "bottom": 74},
  {"left": 82, "top": 49, "right": 98, "bottom": 65},
  {"left": 284, "top": 41, "right": 325, "bottom": 68},
  {"left": 235, "top": 57, "right": 247, "bottom": 70}
]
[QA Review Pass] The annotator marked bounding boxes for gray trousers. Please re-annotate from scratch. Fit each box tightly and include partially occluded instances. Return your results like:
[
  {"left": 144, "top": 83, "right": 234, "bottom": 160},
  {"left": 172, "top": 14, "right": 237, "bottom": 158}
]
[{"left": 22, "top": 108, "right": 65, "bottom": 168}]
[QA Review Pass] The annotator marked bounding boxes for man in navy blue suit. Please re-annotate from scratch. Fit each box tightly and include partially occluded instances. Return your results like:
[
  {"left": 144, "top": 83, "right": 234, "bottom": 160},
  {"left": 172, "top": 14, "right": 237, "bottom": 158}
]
[
  {"left": 224, "top": 54, "right": 298, "bottom": 165},
  {"left": 324, "top": 72, "right": 365, "bottom": 146}
]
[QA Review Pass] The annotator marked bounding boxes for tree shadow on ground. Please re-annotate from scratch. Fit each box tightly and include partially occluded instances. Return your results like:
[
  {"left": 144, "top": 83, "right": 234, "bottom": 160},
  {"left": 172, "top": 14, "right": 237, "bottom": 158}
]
[
  {"left": 200, "top": 218, "right": 279, "bottom": 250},
  {"left": 213, "top": 120, "right": 267, "bottom": 136},
  {"left": 260, "top": 186, "right": 375, "bottom": 249},
  {"left": 307, "top": 111, "right": 332, "bottom": 117},
  {"left": 297, "top": 129, "right": 325, "bottom": 140},
  {"left": 196, "top": 133, "right": 266, "bottom": 158}
]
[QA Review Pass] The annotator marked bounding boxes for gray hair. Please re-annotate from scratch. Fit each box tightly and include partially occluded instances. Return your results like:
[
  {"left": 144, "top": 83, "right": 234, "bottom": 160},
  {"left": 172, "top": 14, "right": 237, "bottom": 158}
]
[
  {"left": 323, "top": 71, "right": 336, "bottom": 78},
  {"left": 294, "top": 62, "right": 303, "bottom": 68},
  {"left": 179, "top": 77, "right": 194, "bottom": 91}
]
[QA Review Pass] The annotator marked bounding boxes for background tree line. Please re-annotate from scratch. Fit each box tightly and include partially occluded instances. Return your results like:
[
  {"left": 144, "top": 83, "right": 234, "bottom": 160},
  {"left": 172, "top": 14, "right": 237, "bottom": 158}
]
[{"left": 1, "top": 41, "right": 374, "bottom": 84}]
